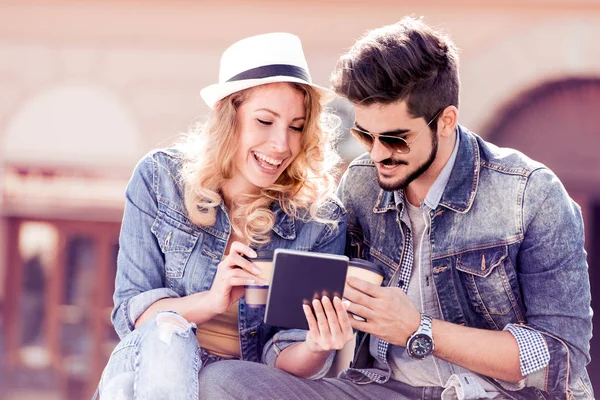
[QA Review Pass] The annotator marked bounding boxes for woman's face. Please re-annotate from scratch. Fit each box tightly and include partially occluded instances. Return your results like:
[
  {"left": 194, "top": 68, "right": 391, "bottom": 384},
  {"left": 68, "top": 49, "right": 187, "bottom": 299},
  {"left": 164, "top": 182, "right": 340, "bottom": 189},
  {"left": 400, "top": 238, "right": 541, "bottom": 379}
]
[{"left": 230, "top": 82, "right": 306, "bottom": 194}]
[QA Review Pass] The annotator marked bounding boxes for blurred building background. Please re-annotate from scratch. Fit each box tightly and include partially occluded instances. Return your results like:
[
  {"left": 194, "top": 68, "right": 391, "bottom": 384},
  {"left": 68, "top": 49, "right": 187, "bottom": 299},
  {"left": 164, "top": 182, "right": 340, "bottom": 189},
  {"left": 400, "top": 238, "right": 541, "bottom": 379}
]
[{"left": 0, "top": 0, "right": 598, "bottom": 399}]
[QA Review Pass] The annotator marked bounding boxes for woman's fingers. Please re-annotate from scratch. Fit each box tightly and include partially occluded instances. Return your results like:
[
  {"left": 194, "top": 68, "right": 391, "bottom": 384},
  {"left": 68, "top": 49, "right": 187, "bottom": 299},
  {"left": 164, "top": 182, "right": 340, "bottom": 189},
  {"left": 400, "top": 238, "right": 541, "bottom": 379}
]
[
  {"left": 225, "top": 253, "right": 265, "bottom": 277},
  {"left": 303, "top": 296, "right": 358, "bottom": 352},
  {"left": 333, "top": 297, "right": 352, "bottom": 325},
  {"left": 230, "top": 267, "right": 266, "bottom": 284},
  {"left": 218, "top": 244, "right": 266, "bottom": 282},
  {"left": 333, "top": 297, "right": 354, "bottom": 340},
  {"left": 312, "top": 298, "right": 330, "bottom": 337},
  {"left": 226, "top": 276, "right": 258, "bottom": 287},
  {"left": 321, "top": 296, "right": 342, "bottom": 336},
  {"left": 215, "top": 265, "right": 266, "bottom": 289},
  {"left": 229, "top": 241, "right": 257, "bottom": 259},
  {"left": 303, "top": 304, "right": 319, "bottom": 333}
]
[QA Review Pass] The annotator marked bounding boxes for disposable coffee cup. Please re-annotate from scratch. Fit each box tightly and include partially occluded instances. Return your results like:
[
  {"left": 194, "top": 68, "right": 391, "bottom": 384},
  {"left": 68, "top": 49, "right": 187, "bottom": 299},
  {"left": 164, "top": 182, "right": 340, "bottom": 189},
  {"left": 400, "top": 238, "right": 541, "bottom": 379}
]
[
  {"left": 345, "top": 258, "right": 385, "bottom": 321},
  {"left": 243, "top": 250, "right": 274, "bottom": 308}
]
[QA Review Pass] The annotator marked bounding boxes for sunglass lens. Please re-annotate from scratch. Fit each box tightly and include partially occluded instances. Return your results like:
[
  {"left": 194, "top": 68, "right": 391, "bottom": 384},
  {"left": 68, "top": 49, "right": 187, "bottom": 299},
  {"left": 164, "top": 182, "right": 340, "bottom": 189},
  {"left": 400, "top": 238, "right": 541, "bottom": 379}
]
[
  {"left": 350, "top": 129, "right": 375, "bottom": 149},
  {"left": 379, "top": 136, "right": 409, "bottom": 153}
]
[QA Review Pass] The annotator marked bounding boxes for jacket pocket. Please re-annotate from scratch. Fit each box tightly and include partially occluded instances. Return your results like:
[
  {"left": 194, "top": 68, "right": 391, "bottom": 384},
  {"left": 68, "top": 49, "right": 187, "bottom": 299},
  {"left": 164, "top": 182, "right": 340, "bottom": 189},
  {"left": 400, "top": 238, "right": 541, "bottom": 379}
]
[
  {"left": 455, "top": 245, "right": 523, "bottom": 327},
  {"left": 151, "top": 211, "right": 200, "bottom": 279}
]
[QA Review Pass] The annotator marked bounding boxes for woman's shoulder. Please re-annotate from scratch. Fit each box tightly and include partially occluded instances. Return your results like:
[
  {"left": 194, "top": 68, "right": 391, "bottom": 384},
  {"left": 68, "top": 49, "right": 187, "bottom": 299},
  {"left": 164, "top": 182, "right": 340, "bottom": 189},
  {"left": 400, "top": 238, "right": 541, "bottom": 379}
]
[
  {"left": 130, "top": 147, "right": 187, "bottom": 206},
  {"left": 141, "top": 147, "right": 184, "bottom": 169},
  {"left": 134, "top": 148, "right": 185, "bottom": 180}
]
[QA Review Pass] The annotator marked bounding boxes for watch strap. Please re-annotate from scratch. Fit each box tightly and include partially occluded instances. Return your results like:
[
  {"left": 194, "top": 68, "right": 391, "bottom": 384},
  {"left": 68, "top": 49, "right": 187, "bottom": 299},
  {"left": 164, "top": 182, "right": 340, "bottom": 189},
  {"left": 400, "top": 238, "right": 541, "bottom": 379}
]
[{"left": 418, "top": 313, "right": 433, "bottom": 336}]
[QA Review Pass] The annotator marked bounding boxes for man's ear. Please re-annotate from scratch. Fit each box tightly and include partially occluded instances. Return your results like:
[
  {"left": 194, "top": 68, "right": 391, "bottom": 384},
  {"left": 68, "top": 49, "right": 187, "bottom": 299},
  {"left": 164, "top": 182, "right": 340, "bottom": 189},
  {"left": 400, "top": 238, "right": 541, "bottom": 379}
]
[{"left": 438, "top": 106, "right": 459, "bottom": 138}]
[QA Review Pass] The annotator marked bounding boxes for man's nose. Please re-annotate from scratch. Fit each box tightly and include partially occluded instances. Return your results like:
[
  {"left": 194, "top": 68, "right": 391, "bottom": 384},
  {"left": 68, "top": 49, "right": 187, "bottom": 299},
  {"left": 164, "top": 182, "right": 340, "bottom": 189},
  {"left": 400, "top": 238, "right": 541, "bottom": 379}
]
[{"left": 369, "top": 137, "right": 393, "bottom": 163}]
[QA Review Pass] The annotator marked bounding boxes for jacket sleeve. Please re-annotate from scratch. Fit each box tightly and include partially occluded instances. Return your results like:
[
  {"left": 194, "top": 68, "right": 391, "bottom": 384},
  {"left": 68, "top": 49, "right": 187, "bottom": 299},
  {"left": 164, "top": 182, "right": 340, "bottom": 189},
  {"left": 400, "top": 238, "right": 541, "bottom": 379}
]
[
  {"left": 515, "top": 167, "right": 592, "bottom": 397},
  {"left": 261, "top": 198, "right": 347, "bottom": 379},
  {"left": 336, "top": 171, "right": 360, "bottom": 258},
  {"left": 111, "top": 154, "right": 180, "bottom": 339}
]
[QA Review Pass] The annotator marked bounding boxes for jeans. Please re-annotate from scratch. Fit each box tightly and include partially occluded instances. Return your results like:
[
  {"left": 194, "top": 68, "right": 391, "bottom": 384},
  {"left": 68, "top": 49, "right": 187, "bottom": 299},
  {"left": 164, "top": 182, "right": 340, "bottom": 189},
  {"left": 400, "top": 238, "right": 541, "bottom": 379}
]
[
  {"left": 99, "top": 311, "right": 444, "bottom": 399},
  {"left": 99, "top": 312, "right": 222, "bottom": 400},
  {"left": 198, "top": 360, "right": 445, "bottom": 400}
]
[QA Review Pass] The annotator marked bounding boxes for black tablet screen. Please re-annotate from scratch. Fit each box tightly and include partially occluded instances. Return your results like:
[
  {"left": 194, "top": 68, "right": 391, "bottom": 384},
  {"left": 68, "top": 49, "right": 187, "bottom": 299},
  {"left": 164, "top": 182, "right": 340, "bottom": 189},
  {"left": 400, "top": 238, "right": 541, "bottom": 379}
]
[{"left": 264, "top": 249, "right": 349, "bottom": 330}]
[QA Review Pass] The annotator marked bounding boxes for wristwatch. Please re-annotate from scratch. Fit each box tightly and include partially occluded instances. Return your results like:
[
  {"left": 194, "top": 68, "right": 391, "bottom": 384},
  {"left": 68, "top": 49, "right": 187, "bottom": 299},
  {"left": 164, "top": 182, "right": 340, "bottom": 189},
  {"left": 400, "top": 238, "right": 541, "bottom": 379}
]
[{"left": 406, "top": 313, "right": 434, "bottom": 360}]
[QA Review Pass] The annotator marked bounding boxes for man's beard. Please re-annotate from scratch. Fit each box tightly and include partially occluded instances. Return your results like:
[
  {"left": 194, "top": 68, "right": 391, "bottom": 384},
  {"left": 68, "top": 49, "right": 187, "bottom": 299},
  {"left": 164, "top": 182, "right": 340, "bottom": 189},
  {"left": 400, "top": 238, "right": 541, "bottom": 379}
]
[{"left": 376, "top": 132, "right": 438, "bottom": 191}]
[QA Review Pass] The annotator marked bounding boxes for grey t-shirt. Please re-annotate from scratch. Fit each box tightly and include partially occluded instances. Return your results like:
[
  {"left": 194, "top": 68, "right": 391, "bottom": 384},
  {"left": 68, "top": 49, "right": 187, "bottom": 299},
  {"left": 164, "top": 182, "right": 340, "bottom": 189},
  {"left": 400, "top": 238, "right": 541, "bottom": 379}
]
[
  {"left": 373, "top": 201, "right": 443, "bottom": 386},
  {"left": 370, "top": 201, "right": 504, "bottom": 399}
]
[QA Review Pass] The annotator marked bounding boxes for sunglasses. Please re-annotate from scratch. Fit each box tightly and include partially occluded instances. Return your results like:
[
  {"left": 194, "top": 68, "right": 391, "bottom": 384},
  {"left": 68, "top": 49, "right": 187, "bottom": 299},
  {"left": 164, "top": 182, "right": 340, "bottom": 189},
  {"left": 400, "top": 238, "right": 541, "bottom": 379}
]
[{"left": 350, "top": 108, "right": 444, "bottom": 154}]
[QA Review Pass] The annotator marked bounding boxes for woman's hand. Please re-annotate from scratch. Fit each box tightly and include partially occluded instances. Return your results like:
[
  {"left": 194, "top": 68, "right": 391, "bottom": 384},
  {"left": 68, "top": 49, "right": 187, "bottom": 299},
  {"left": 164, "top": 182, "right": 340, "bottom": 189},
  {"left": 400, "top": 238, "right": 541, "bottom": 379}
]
[
  {"left": 274, "top": 295, "right": 354, "bottom": 378},
  {"left": 207, "top": 242, "right": 267, "bottom": 314},
  {"left": 303, "top": 296, "right": 354, "bottom": 354}
]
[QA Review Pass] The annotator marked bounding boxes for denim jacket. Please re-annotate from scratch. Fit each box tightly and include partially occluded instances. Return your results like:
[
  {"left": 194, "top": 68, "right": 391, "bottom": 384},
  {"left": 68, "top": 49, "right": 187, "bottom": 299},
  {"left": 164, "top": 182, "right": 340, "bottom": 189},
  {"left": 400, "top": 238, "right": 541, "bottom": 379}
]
[
  {"left": 337, "top": 126, "right": 593, "bottom": 399},
  {"left": 111, "top": 149, "right": 346, "bottom": 379}
]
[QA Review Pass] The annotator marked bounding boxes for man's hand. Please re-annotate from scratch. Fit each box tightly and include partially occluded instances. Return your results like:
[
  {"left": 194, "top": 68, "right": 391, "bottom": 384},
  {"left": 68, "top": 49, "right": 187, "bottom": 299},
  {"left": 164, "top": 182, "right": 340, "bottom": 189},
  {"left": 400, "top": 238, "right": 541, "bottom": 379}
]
[{"left": 343, "top": 276, "right": 421, "bottom": 346}]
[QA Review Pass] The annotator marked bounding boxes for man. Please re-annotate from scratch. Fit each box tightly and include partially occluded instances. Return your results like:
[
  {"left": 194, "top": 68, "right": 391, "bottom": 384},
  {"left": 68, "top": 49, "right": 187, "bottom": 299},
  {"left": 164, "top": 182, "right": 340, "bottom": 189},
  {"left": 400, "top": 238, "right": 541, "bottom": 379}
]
[{"left": 199, "top": 17, "right": 593, "bottom": 399}]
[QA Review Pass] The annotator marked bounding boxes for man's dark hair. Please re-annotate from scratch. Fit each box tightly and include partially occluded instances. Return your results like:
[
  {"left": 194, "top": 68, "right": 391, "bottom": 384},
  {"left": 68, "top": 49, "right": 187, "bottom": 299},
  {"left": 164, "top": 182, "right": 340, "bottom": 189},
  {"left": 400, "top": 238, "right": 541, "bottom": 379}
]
[{"left": 331, "top": 16, "right": 460, "bottom": 131}]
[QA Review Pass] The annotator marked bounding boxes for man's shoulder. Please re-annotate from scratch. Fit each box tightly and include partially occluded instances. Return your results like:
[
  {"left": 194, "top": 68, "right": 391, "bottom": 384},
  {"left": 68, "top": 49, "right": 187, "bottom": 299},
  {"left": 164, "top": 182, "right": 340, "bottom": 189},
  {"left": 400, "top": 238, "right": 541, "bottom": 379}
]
[
  {"left": 465, "top": 128, "right": 546, "bottom": 177},
  {"left": 347, "top": 152, "right": 375, "bottom": 168},
  {"left": 346, "top": 153, "right": 377, "bottom": 178},
  {"left": 343, "top": 153, "right": 380, "bottom": 189}
]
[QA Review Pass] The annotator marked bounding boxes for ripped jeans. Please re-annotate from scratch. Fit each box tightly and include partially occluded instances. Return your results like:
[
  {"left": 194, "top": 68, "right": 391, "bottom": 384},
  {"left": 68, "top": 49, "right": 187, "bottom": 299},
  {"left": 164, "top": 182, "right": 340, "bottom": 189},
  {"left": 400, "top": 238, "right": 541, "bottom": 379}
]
[{"left": 99, "top": 311, "right": 224, "bottom": 400}]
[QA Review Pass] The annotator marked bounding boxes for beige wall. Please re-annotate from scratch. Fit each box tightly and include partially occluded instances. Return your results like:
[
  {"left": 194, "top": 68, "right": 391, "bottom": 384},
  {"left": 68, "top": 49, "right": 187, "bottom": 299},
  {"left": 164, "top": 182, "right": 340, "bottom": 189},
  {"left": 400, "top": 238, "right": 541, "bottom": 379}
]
[
  {"left": 0, "top": 0, "right": 599, "bottom": 298},
  {"left": 1, "top": 1, "right": 599, "bottom": 166}
]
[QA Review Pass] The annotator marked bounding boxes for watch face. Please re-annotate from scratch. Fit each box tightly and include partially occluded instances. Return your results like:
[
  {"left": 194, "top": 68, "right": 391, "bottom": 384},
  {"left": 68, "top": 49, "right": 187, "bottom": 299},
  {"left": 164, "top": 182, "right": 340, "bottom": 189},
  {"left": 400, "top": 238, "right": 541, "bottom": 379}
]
[{"left": 408, "top": 333, "right": 433, "bottom": 359}]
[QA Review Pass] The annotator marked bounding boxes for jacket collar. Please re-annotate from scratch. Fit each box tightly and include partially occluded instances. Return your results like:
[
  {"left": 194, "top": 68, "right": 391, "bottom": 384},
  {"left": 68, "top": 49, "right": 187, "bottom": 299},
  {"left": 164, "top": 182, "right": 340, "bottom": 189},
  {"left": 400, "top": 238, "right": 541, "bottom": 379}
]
[
  {"left": 373, "top": 125, "right": 479, "bottom": 214},
  {"left": 373, "top": 189, "right": 399, "bottom": 214},
  {"left": 438, "top": 125, "right": 479, "bottom": 214}
]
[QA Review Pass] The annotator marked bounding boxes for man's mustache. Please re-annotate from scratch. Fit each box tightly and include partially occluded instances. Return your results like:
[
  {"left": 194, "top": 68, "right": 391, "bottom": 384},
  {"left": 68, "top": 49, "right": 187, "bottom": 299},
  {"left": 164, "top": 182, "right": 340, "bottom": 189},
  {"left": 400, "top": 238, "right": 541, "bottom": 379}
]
[{"left": 380, "top": 158, "right": 408, "bottom": 166}]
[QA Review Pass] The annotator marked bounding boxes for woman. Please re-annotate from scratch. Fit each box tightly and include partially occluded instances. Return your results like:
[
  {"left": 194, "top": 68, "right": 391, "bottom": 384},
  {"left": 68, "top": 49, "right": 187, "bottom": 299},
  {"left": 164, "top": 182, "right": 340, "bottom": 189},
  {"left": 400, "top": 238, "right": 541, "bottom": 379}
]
[{"left": 98, "top": 32, "right": 354, "bottom": 399}]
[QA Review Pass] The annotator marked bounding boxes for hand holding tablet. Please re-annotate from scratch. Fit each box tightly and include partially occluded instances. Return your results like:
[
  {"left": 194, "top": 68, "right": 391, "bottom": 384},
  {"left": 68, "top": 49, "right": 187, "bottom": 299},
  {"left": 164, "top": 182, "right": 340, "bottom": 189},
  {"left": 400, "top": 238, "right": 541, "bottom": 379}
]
[
  {"left": 244, "top": 248, "right": 386, "bottom": 330},
  {"left": 264, "top": 249, "right": 349, "bottom": 330}
]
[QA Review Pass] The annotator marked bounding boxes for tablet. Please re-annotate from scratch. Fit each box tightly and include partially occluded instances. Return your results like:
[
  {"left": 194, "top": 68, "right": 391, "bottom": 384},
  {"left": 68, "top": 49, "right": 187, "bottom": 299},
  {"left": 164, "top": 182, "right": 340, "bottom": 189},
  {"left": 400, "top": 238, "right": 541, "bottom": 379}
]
[{"left": 264, "top": 248, "right": 349, "bottom": 330}]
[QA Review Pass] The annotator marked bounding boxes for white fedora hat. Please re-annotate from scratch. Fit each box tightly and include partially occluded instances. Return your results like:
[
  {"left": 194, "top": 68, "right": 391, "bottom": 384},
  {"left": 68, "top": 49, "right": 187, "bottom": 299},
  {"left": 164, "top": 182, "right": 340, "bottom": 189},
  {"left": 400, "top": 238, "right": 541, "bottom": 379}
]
[{"left": 200, "top": 32, "right": 336, "bottom": 109}]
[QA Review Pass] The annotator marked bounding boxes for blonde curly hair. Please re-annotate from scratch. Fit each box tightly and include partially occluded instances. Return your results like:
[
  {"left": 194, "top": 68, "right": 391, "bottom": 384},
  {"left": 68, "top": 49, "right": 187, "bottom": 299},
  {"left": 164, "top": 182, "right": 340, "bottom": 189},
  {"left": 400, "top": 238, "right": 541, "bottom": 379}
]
[{"left": 178, "top": 83, "right": 342, "bottom": 246}]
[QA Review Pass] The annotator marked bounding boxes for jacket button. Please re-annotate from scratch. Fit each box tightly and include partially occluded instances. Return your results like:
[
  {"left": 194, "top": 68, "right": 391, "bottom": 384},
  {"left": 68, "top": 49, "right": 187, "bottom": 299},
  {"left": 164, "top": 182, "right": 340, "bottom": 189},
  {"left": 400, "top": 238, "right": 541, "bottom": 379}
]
[{"left": 249, "top": 331, "right": 257, "bottom": 337}]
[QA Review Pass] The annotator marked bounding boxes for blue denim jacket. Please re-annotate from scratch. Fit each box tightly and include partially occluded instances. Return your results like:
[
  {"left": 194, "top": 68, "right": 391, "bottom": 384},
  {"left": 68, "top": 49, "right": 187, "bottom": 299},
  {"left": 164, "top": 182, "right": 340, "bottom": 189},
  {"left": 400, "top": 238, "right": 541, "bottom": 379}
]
[
  {"left": 111, "top": 149, "right": 346, "bottom": 378},
  {"left": 338, "top": 126, "right": 593, "bottom": 399}
]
